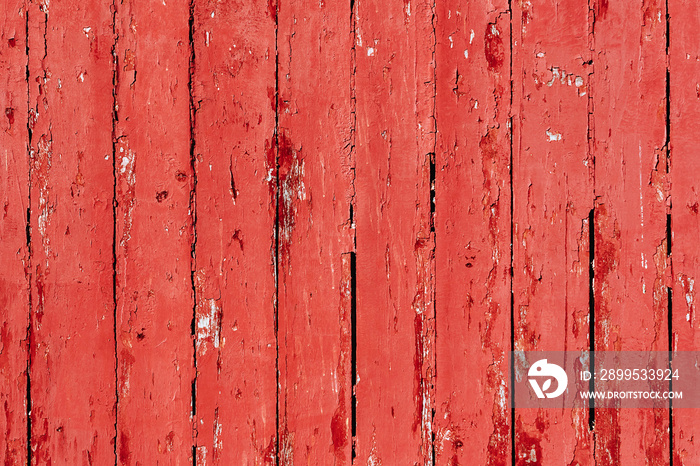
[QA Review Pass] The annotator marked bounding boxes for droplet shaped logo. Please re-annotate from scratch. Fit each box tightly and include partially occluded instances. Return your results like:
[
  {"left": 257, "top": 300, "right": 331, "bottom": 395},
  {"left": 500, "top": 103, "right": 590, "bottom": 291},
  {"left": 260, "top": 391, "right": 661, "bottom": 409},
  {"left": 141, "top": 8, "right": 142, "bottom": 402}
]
[{"left": 528, "top": 359, "right": 568, "bottom": 399}]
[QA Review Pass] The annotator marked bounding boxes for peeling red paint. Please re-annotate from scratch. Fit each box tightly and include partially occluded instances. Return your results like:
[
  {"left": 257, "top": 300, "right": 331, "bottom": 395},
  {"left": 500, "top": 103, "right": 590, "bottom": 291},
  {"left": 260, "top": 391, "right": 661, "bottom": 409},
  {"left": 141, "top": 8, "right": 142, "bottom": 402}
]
[
  {"left": 515, "top": 416, "right": 543, "bottom": 466},
  {"left": 0, "top": 0, "right": 693, "bottom": 463},
  {"left": 484, "top": 22, "right": 505, "bottom": 72}
]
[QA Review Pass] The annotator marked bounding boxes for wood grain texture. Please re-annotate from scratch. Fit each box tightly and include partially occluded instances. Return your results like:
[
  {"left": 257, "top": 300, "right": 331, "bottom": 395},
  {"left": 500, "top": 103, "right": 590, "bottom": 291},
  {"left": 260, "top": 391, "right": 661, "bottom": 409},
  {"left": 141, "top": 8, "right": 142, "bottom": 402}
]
[
  {"left": 0, "top": 3, "right": 28, "bottom": 464},
  {"left": 113, "top": 0, "right": 194, "bottom": 463},
  {"left": 275, "top": 0, "right": 356, "bottom": 464},
  {"left": 669, "top": 1, "right": 700, "bottom": 464},
  {"left": 592, "top": 0, "right": 670, "bottom": 463},
  {"left": 1, "top": 1, "right": 699, "bottom": 464},
  {"left": 433, "top": 2, "right": 511, "bottom": 465},
  {"left": 511, "top": 0, "right": 594, "bottom": 464},
  {"left": 191, "top": 0, "right": 278, "bottom": 464},
  {"left": 354, "top": 0, "right": 436, "bottom": 463},
  {"left": 27, "top": 0, "right": 116, "bottom": 463}
]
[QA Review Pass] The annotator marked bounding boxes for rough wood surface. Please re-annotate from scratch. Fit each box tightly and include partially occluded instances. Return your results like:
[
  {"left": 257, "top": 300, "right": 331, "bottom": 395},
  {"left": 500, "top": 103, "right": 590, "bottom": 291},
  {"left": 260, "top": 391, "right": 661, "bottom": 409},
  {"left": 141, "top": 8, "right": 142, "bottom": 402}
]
[
  {"left": 113, "top": 0, "right": 195, "bottom": 463},
  {"left": 592, "top": 0, "right": 670, "bottom": 464},
  {"left": 0, "top": 3, "right": 29, "bottom": 464},
  {"left": 191, "top": 0, "right": 278, "bottom": 464},
  {"left": 354, "top": 0, "right": 436, "bottom": 462},
  {"left": 276, "top": 0, "right": 355, "bottom": 463},
  {"left": 434, "top": 2, "right": 511, "bottom": 464},
  {"left": 511, "top": 0, "right": 594, "bottom": 464},
  {"left": 0, "top": 1, "right": 696, "bottom": 464},
  {"left": 27, "top": 1, "right": 116, "bottom": 463},
  {"left": 669, "top": 1, "right": 700, "bottom": 465}
]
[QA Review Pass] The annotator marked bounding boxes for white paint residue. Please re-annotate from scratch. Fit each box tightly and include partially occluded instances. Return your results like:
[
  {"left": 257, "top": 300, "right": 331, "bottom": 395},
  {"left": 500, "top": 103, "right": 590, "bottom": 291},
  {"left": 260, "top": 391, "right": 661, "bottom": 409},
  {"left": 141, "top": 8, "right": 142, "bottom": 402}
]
[
  {"left": 529, "top": 447, "right": 538, "bottom": 463},
  {"left": 405, "top": 1, "right": 410, "bottom": 16},
  {"left": 575, "top": 76, "right": 584, "bottom": 87},
  {"left": 546, "top": 129, "right": 562, "bottom": 141},
  {"left": 639, "top": 143, "right": 644, "bottom": 229},
  {"left": 355, "top": 9, "right": 363, "bottom": 47},
  {"left": 213, "top": 419, "right": 223, "bottom": 452},
  {"left": 367, "top": 47, "right": 375, "bottom": 56},
  {"left": 687, "top": 279, "right": 695, "bottom": 305},
  {"left": 448, "top": 36, "right": 453, "bottom": 48},
  {"left": 469, "top": 29, "right": 475, "bottom": 44},
  {"left": 120, "top": 155, "right": 130, "bottom": 173},
  {"left": 83, "top": 27, "right": 91, "bottom": 37},
  {"left": 464, "top": 50, "right": 468, "bottom": 59},
  {"left": 197, "top": 299, "right": 221, "bottom": 353}
]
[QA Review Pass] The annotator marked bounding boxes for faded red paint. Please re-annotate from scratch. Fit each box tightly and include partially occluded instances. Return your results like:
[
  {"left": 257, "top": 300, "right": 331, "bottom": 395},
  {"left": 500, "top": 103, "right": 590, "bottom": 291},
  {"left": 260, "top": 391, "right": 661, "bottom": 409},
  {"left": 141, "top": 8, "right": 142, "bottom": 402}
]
[
  {"left": 0, "top": 0, "right": 696, "bottom": 464},
  {"left": 192, "top": 0, "right": 278, "bottom": 462},
  {"left": 593, "top": 0, "right": 670, "bottom": 464},
  {"left": 355, "top": 0, "right": 435, "bottom": 462},
  {"left": 113, "top": 0, "right": 194, "bottom": 463},
  {"left": 27, "top": 0, "right": 116, "bottom": 463},
  {"left": 670, "top": 1, "right": 700, "bottom": 464},
  {"left": 511, "top": 0, "right": 595, "bottom": 463},
  {"left": 276, "top": 0, "right": 354, "bottom": 462},
  {"left": 0, "top": 3, "right": 28, "bottom": 464}
]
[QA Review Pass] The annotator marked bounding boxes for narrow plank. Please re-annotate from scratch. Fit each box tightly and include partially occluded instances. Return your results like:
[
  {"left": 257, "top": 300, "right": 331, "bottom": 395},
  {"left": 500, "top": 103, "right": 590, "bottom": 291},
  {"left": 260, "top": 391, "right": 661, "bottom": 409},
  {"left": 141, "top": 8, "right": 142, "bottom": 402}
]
[
  {"left": 669, "top": 1, "right": 700, "bottom": 464},
  {"left": 510, "top": 0, "right": 594, "bottom": 464},
  {"left": 592, "top": 0, "right": 670, "bottom": 463},
  {"left": 27, "top": 1, "right": 116, "bottom": 463},
  {"left": 113, "top": 0, "right": 194, "bottom": 462},
  {"left": 354, "top": 0, "right": 436, "bottom": 462},
  {"left": 0, "top": 3, "right": 29, "bottom": 463},
  {"left": 191, "top": 0, "right": 278, "bottom": 463},
  {"left": 434, "top": 2, "right": 512, "bottom": 464},
  {"left": 276, "top": 0, "right": 355, "bottom": 462}
]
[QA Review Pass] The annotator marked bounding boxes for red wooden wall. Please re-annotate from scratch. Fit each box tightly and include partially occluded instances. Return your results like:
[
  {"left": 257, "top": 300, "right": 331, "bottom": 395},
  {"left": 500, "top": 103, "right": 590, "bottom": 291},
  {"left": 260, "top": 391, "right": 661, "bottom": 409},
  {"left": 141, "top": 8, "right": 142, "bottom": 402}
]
[{"left": 0, "top": 0, "right": 698, "bottom": 464}]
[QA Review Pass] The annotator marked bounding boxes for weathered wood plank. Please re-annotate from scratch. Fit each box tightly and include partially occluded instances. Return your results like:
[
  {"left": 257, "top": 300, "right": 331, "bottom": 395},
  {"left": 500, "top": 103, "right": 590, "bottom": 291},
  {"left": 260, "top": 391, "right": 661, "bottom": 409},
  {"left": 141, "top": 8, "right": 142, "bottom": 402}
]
[
  {"left": 113, "top": 0, "right": 194, "bottom": 462},
  {"left": 433, "top": 2, "right": 512, "bottom": 464},
  {"left": 191, "top": 0, "right": 278, "bottom": 463},
  {"left": 511, "top": 0, "right": 594, "bottom": 464},
  {"left": 276, "top": 0, "right": 355, "bottom": 462},
  {"left": 592, "top": 0, "right": 670, "bottom": 463},
  {"left": 27, "top": 0, "right": 116, "bottom": 463},
  {"left": 0, "top": 2, "right": 29, "bottom": 463},
  {"left": 354, "top": 0, "right": 435, "bottom": 462},
  {"left": 669, "top": 1, "right": 700, "bottom": 464}
]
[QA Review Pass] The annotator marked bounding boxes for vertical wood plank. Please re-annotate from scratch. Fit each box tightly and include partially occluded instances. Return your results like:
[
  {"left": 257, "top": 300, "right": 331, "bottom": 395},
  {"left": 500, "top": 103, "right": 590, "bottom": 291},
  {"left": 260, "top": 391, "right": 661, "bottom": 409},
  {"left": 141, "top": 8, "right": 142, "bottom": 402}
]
[
  {"left": 592, "top": 0, "right": 670, "bottom": 463},
  {"left": 191, "top": 0, "right": 278, "bottom": 463},
  {"left": 433, "top": 2, "right": 511, "bottom": 464},
  {"left": 510, "top": 0, "right": 594, "bottom": 464},
  {"left": 113, "top": 0, "right": 194, "bottom": 462},
  {"left": 669, "top": 1, "right": 700, "bottom": 464},
  {"left": 354, "top": 0, "right": 435, "bottom": 462},
  {"left": 27, "top": 0, "right": 116, "bottom": 463},
  {"left": 0, "top": 2, "right": 28, "bottom": 463},
  {"left": 275, "top": 0, "right": 355, "bottom": 463}
]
